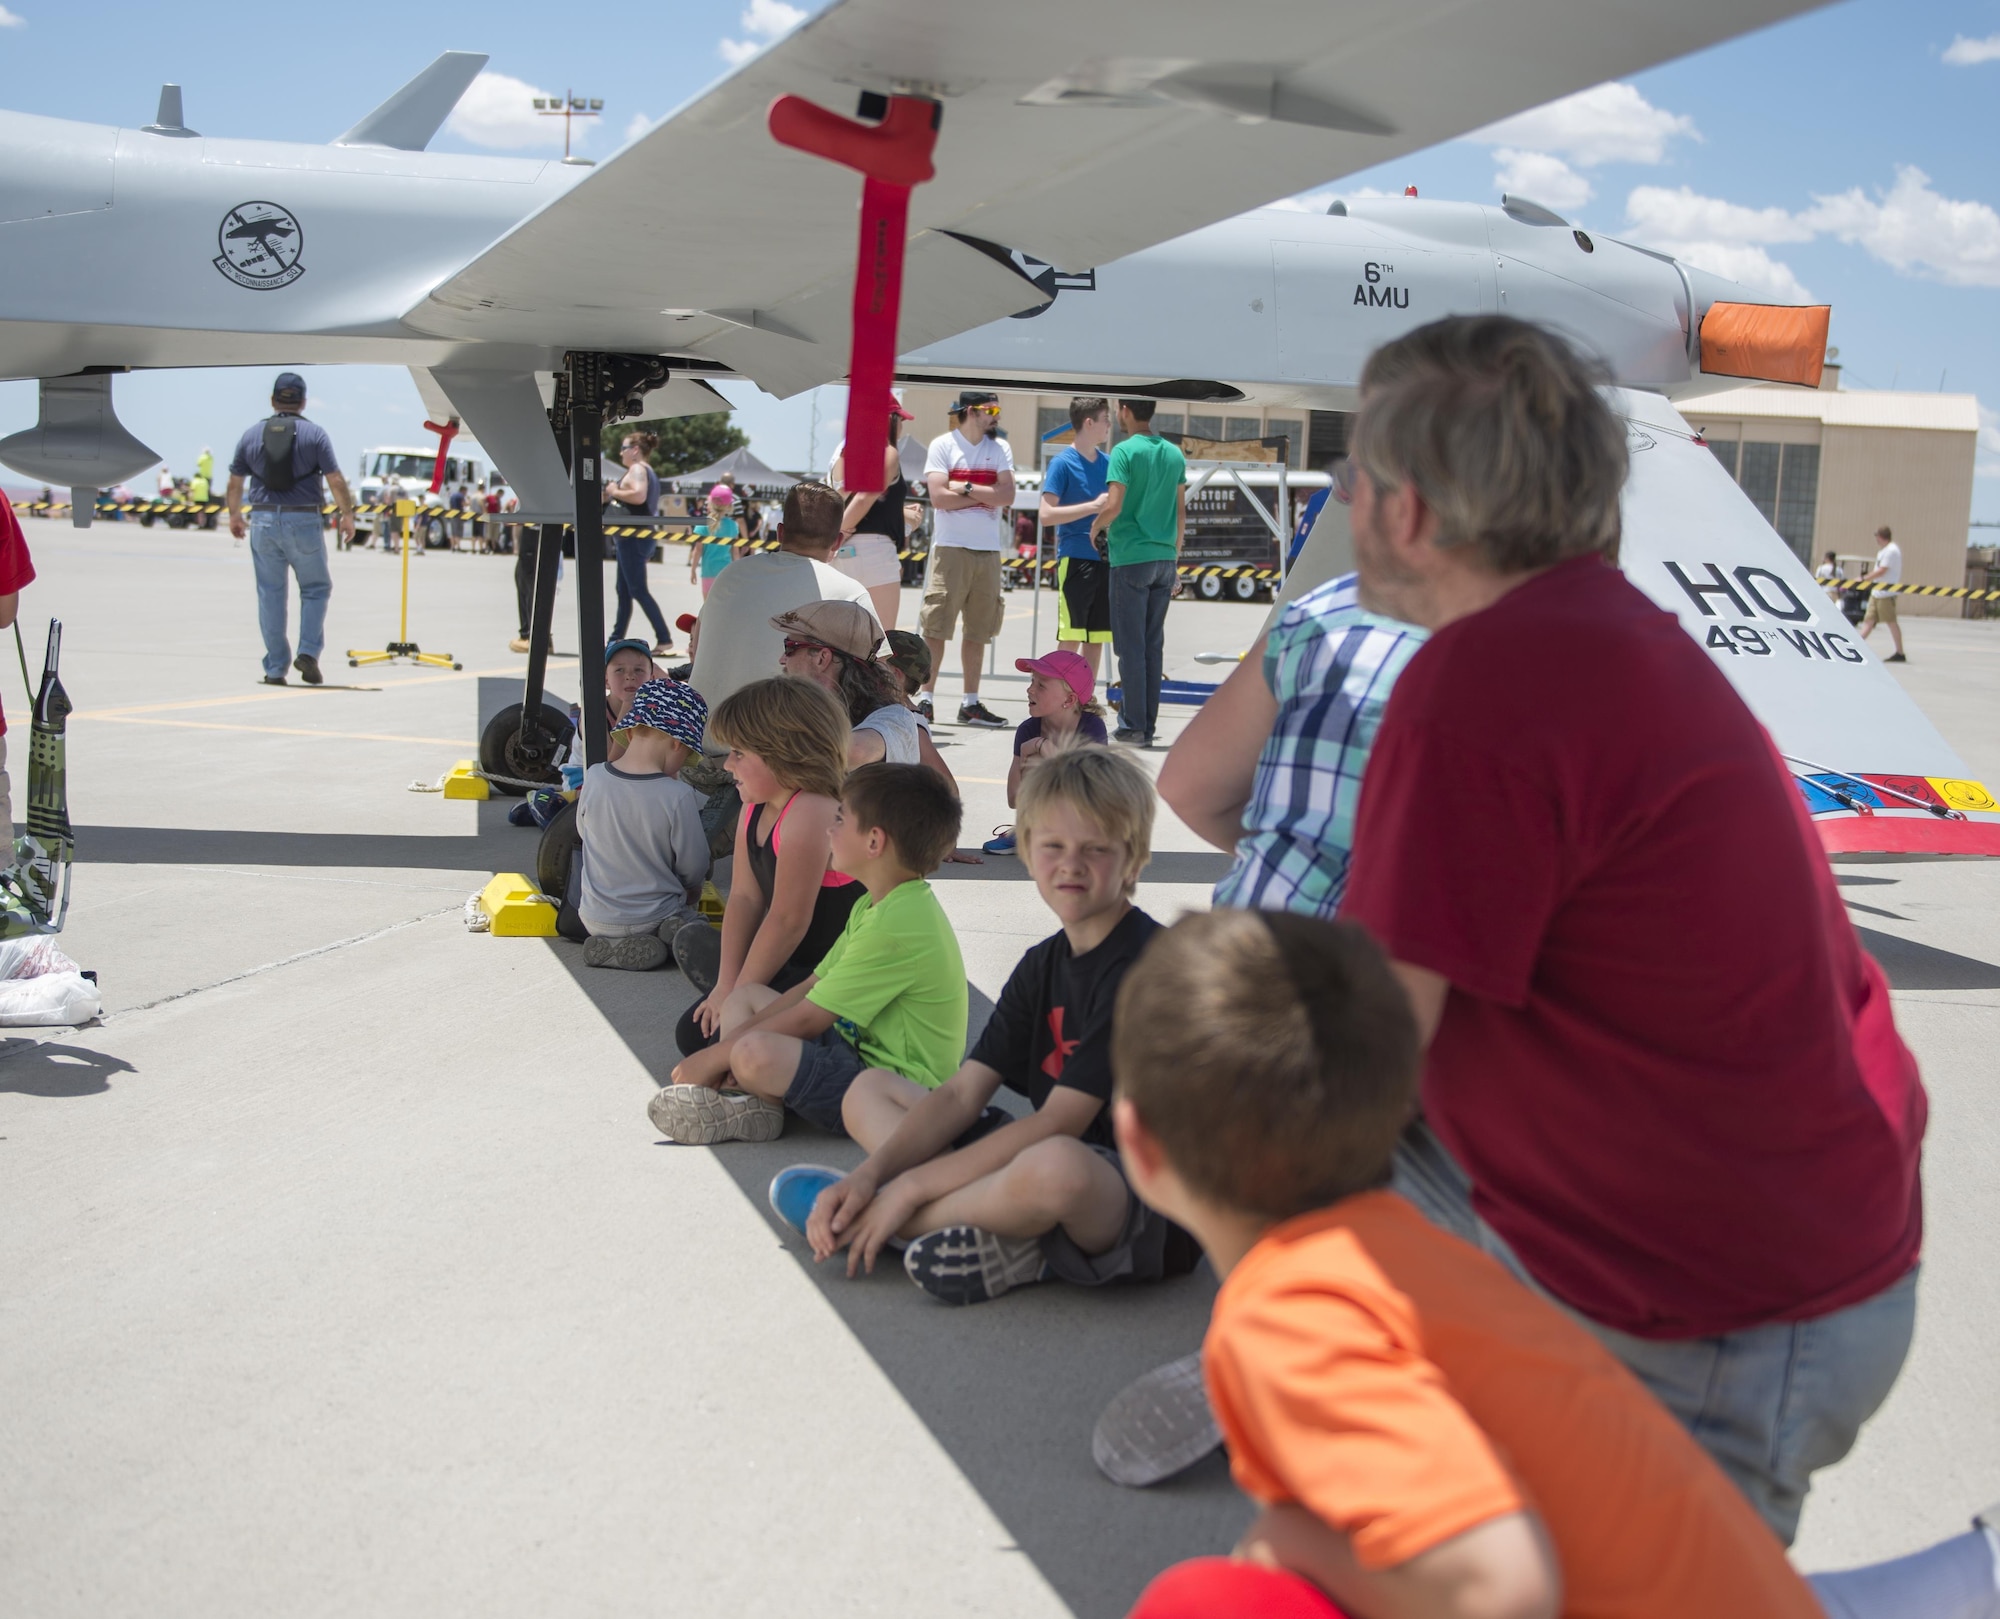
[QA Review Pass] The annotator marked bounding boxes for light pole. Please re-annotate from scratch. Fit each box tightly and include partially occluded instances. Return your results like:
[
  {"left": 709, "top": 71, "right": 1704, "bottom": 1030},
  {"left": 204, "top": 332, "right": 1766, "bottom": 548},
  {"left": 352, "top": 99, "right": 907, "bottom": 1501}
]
[{"left": 533, "top": 91, "right": 603, "bottom": 166}]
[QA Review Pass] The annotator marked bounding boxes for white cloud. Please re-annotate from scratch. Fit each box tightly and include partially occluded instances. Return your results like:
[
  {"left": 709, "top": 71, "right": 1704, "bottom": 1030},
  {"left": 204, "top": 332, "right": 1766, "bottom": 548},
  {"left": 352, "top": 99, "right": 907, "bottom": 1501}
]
[
  {"left": 1473, "top": 82, "right": 1696, "bottom": 168},
  {"left": 1619, "top": 185, "right": 1814, "bottom": 300},
  {"left": 0, "top": 6, "right": 25, "bottom": 25},
  {"left": 1269, "top": 185, "right": 1402, "bottom": 213},
  {"left": 446, "top": 71, "right": 578, "bottom": 152},
  {"left": 1943, "top": 33, "right": 2000, "bottom": 65},
  {"left": 624, "top": 111, "right": 654, "bottom": 144},
  {"left": 719, "top": 0, "right": 805, "bottom": 66},
  {"left": 1626, "top": 185, "right": 1814, "bottom": 245},
  {"left": 1493, "top": 149, "right": 1593, "bottom": 212},
  {"left": 1801, "top": 166, "right": 2000, "bottom": 288}
]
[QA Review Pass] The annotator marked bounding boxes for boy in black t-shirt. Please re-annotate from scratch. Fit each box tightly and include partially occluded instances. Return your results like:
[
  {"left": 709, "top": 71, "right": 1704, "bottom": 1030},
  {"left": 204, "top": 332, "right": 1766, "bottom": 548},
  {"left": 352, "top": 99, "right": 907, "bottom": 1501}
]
[{"left": 769, "top": 747, "right": 1198, "bottom": 1304}]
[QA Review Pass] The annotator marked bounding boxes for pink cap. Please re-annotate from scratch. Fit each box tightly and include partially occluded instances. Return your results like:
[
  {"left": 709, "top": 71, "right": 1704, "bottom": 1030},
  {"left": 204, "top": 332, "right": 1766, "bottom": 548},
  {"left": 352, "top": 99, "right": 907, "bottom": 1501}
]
[
  {"left": 708, "top": 484, "right": 736, "bottom": 505},
  {"left": 1015, "top": 649, "right": 1094, "bottom": 707}
]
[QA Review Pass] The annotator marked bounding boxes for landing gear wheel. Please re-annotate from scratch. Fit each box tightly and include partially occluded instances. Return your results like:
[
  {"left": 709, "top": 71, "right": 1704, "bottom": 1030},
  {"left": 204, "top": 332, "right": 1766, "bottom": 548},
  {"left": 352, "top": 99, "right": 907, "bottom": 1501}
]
[
  {"left": 537, "top": 800, "right": 580, "bottom": 900},
  {"left": 1196, "top": 573, "right": 1223, "bottom": 601},
  {"left": 478, "top": 700, "right": 573, "bottom": 796},
  {"left": 1231, "top": 573, "right": 1260, "bottom": 602}
]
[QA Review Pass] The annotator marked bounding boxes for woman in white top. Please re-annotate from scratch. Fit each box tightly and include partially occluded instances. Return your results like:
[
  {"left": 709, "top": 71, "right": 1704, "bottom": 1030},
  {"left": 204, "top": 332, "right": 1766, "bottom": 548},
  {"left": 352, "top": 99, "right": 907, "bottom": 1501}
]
[{"left": 827, "top": 406, "right": 914, "bottom": 632}]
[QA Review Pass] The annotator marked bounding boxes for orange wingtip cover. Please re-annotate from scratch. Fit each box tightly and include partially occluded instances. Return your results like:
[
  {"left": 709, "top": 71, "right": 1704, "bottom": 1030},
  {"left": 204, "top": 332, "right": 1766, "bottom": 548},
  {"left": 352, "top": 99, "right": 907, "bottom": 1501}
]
[{"left": 1699, "top": 302, "right": 1831, "bottom": 387}]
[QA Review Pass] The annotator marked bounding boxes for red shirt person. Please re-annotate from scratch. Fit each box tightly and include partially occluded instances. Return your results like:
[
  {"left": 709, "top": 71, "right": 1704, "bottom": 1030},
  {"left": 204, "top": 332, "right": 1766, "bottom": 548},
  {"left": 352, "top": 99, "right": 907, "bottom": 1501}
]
[
  {"left": 1336, "top": 315, "right": 1924, "bottom": 1547},
  {"left": 0, "top": 496, "right": 38, "bottom": 833}
]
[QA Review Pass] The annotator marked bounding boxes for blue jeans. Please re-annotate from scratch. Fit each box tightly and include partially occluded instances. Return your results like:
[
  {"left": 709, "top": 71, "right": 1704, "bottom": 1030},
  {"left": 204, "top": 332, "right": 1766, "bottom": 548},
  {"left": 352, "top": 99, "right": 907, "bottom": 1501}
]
[
  {"left": 249, "top": 509, "right": 331, "bottom": 678},
  {"left": 1391, "top": 1121, "right": 1917, "bottom": 1547},
  {"left": 1110, "top": 558, "right": 1175, "bottom": 739},
  {"left": 612, "top": 536, "right": 670, "bottom": 644}
]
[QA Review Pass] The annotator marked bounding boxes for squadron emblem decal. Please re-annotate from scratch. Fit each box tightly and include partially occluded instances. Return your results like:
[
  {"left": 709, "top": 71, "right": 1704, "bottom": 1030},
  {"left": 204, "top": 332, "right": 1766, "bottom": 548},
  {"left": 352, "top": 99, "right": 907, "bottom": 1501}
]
[{"left": 214, "top": 202, "right": 305, "bottom": 290}]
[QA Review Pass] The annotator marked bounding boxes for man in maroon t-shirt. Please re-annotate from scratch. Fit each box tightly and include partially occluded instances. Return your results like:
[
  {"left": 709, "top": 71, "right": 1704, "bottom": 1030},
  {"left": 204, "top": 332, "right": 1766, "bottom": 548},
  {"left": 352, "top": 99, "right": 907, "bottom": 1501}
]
[
  {"left": 1336, "top": 316, "right": 1925, "bottom": 1546},
  {"left": 0, "top": 497, "right": 38, "bottom": 836}
]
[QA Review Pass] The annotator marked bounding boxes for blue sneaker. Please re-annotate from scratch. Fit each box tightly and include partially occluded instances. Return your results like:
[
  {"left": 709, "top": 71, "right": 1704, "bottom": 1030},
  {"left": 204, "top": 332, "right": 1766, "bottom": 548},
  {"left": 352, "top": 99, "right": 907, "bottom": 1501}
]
[
  {"left": 767, "top": 1164, "right": 844, "bottom": 1236},
  {"left": 982, "top": 825, "right": 1017, "bottom": 856}
]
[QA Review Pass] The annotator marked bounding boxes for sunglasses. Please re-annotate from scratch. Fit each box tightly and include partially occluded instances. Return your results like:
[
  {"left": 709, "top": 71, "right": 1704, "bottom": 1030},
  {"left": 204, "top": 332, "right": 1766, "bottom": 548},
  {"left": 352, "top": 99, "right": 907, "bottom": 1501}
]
[
  {"left": 781, "top": 637, "right": 827, "bottom": 658},
  {"left": 1330, "top": 457, "right": 1358, "bottom": 505},
  {"left": 966, "top": 403, "right": 1001, "bottom": 416}
]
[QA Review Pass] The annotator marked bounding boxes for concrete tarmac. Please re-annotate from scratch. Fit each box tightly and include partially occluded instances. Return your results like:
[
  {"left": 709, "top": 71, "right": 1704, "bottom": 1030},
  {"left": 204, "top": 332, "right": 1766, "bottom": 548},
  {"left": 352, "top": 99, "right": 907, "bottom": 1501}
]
[{"left": 0, "top": 518, "right": 1995, "bottom": 1615}]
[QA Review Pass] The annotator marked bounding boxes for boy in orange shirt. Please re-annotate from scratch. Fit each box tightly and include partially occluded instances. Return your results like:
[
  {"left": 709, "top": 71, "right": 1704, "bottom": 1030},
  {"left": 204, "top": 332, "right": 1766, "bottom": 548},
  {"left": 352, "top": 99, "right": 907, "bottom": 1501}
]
[{"left": 1109, "top": 908, "right": 1835, "bottom": 1619}]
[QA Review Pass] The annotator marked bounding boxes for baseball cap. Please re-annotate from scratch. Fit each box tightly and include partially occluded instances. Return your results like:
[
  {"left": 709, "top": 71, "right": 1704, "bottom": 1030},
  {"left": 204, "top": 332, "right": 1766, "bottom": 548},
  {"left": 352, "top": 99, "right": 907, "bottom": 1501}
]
[
  {"left": 951, "top": 390, "right": 1000, "bottom": 414},
  {"left": 771, "top": 598, "right": 883, "bottom": 661},
  {"left": 605, "top": 637, "right": 653, "bottom": 663},
  {"left": 1016, "top": 649, "right": 1095, "bottom": 707},
  {"left": 890, "top": 395, "right": 915, "bottom": 420},
  {"left": 272, "top": 371, "right": 306, "bottom": 403},
  {"left": 613, "top": 678, "right": 708, "bottom": 749},
  {"left": 708, "top": 484, "right": 736, "bottom": 505}
]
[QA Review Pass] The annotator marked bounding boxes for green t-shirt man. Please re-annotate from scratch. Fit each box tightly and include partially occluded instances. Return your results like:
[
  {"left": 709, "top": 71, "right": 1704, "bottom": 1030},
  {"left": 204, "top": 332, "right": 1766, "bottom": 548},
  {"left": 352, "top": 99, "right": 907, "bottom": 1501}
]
[
  {"left": 1105, "top": 430, "right": 1187, "bottom": 566},
  {"left": 806, "top": 879, "right": 968, "bottom": 1086}
]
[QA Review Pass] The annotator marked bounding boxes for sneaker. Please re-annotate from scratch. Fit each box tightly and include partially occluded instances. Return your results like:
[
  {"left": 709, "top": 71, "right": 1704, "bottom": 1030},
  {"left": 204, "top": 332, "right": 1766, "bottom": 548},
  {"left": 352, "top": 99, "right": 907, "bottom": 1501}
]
[
  {"left": 982, "top": 826, "right": 1017, "bottom": 856},
  {"left": 915, "top": 693, "right": 934, "bottom": 723},
  {"left": 957, "top": 699, "right": 1008, "bottom": 729},
  {"left": 509, "top": 635, "right": 532, "bottom": 653},
  {"left": 768, "top": 1164, "right": 844, "bottom": 1236},
  {"left": 1111, "top": 727, "right": 1149, "bottom": 746},
  {"left": 583, "top": 933, "right": 669, "bottom": 971},
  {"left": 647, "top": 1085, "right": 785, "bottom": 1145},
  {"left": 1092, "top": 1353, "right": 1225, "bottom": 1487},
  {"left": 672, "top": 919, "right": 722, "bottom": 997},
  {"left": 1885, "top": 652, "right": 1907, "bottom": 663},
  {"left": 259, "top": 674, "right": 287, "bottom": 686},
  {"left": 293, "top": 653, "right": 323, "bottom": 686},
  {"left": 903, "top": 1224, "right": 1047, "bottom": 1305}
]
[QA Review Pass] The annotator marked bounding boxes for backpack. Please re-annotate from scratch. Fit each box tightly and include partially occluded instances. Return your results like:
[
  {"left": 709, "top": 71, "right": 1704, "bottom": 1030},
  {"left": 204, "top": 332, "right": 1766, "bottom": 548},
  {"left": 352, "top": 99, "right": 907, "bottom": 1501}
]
[{"left": 260, "top": 414, "right": 298, "bottom": 493}]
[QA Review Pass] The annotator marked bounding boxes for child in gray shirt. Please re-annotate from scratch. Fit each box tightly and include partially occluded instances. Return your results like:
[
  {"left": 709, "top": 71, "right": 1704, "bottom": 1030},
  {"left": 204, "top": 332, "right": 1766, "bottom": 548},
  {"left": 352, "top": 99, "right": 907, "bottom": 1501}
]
[{"left": 578, "top": 680, "right": 712, "bottom": 972}]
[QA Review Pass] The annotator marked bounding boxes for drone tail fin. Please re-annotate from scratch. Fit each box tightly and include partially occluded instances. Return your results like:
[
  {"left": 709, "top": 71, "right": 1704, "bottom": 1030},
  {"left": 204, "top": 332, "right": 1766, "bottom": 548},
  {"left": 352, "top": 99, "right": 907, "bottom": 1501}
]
[{"left": 334, "top": 51, "right": 489, "bottom": 153}]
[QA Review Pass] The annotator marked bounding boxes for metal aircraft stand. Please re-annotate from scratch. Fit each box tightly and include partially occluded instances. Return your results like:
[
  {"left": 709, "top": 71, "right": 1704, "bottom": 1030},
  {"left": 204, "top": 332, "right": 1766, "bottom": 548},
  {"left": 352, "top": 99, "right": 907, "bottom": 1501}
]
[
  {"left": 348, "top": 498, "right": 462, "bottom": 670},
  {"left": 482, "top": 351, "right": 667, "bottom": 789},
  {"left": 1183, "top": 458, "right": 1294, "bottom": 599}
]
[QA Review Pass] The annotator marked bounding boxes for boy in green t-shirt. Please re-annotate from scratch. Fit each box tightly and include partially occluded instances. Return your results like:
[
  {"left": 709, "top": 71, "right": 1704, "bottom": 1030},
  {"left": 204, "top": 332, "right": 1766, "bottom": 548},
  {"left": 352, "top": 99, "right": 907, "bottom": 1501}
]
[
  {"left": 1092, "top": 399, "right": 1188, "bottom": 747},
  {"left": 649, "top": 762, "right": 967, "bottom": 1145}
]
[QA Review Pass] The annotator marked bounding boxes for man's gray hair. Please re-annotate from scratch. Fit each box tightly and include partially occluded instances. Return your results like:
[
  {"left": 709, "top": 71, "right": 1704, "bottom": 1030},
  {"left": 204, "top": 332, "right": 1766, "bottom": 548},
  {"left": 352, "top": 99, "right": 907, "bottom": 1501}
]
[{"left": 1351, "top": 316, "right": 1627, "bottom": 574}]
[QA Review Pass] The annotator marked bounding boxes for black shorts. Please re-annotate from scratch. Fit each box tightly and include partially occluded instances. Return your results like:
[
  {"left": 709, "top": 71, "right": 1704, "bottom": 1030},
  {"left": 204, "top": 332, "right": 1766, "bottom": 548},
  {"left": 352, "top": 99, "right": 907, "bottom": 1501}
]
[
  {"left": 784, "top": 1026, "right": 868, "bottom": 1134},
  {"left": 1056, "top": 556, "right": 1113, "bottom": 643},
  {"left": 1038, "top": 1144, "right": 1203, "bottom": 1287}
]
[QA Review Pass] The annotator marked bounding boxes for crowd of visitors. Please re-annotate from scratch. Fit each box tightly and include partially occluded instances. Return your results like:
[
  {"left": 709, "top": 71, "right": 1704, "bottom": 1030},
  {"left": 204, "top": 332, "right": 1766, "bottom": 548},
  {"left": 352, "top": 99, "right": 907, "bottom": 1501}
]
[{"left": 531, "top": 316, "right": 1993, "bottom": 1619}]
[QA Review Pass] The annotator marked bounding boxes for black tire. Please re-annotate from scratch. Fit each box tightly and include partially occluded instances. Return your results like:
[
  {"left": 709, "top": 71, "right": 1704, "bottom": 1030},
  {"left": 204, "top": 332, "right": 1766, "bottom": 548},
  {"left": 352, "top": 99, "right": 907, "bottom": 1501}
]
[
  {"left": 537, "top": 799, "right": 580, "bottom": 900},
  {"left": 478, "top": 700, "right": 574, "bottom": 795}
]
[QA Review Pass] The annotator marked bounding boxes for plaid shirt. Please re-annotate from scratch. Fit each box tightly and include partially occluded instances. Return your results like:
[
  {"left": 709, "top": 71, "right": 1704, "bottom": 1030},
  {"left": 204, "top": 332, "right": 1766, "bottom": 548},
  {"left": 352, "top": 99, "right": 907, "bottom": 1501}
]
[{"left": 1213, "top": 574, "right": 1427, "bottom": 918}]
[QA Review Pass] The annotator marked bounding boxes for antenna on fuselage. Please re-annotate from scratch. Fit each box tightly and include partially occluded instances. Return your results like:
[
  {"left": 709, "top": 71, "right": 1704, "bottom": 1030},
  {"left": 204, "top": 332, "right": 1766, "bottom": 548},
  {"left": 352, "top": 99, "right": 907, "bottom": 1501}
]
[{"left": 142, "top": 84, "right": 199, "bottom": 138}]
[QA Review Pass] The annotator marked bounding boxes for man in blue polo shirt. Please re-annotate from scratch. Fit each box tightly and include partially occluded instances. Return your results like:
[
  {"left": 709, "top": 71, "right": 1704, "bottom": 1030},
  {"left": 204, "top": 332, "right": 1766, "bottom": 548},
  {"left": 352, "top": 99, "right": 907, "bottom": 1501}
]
[
  {"left": 226, "top": 371, "right": 355, "bottom": 686},
  {"left": 1040, "top": 396, "right": 1114, "bottom": 679}
]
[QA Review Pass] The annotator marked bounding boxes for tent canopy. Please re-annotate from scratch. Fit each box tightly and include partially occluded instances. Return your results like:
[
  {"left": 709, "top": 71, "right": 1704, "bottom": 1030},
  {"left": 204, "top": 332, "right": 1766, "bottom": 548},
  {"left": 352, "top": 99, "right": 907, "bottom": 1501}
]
[{"left": 668, "top": 447, "right": 799, "bottom": 490}]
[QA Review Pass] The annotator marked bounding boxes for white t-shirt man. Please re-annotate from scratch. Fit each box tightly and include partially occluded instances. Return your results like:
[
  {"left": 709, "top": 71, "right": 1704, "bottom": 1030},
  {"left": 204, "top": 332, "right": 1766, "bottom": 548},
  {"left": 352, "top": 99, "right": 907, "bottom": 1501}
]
[
  {"left": 1874, "top": 538, "right": 1903, "bottom": 585},
  {"left": 689, "top": 550, "right": 872, "bottom": 717},
  {"left": 924, "top": 429, "right": 1014, "bottom": 552}
]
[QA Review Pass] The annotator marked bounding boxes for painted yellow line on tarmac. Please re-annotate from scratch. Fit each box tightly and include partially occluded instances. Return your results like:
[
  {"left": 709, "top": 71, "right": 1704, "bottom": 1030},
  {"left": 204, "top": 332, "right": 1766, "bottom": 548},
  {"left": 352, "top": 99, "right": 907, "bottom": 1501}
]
[
  {"left": 81, "top": 715, "right": 470, "bottom": 746},
  {"left": 77, "top": 662, "right": 533, "bottom": 720}
]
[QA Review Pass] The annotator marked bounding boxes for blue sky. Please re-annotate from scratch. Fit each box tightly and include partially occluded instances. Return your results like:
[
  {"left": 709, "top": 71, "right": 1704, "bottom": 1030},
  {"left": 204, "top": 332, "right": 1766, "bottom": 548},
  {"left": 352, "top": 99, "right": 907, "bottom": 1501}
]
[{"left": 2, "top": 0, "right": 1996, "bottom": 529}]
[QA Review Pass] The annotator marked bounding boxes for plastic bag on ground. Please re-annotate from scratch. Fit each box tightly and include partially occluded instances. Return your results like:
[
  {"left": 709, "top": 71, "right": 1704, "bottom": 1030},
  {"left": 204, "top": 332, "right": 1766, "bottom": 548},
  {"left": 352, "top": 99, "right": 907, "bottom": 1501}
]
[{"left": 0, "top": 936, "right": 101, "bottom": 1025}]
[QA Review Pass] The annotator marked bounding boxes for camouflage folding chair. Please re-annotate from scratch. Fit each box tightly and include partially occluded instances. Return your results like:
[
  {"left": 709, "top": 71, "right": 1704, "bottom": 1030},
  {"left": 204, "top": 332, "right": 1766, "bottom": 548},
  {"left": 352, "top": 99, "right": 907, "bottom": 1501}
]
[{"left": 0, "top": 620, "right": 73, "bottom": 939}]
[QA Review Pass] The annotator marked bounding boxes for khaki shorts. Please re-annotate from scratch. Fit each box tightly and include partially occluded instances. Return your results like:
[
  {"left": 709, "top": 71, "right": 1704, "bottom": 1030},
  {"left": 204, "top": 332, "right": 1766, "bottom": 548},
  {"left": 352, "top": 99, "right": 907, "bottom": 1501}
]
[
  {"left": 919, "top": 546, "right": 1004, "bottom": 643},
  {"left": 1865, "top": 592, "right": 1899, "bottom": 625}
]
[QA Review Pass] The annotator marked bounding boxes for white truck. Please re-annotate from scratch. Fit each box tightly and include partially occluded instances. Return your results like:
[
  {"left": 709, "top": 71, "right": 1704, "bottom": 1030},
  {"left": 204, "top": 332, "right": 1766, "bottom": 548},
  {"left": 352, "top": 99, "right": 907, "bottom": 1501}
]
[{"left": 354, "top": 444, "right": 491, "bottom": 546}]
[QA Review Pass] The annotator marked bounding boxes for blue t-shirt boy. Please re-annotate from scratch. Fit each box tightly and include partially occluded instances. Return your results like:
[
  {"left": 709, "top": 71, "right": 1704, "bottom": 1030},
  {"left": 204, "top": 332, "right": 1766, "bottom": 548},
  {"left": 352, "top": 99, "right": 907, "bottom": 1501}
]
[{"left": 1042, "top": 444, "right": 1109, "bottom": 561}]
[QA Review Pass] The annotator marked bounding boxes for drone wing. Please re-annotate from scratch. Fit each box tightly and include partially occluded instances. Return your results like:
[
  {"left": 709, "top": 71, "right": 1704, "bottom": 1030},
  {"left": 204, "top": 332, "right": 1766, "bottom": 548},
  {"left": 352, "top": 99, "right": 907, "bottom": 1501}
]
[
  {"left": 1613, "top": 389, "right": 2000, "bottom": 858},
  {"left": 407, "top": 0, "right": 1826, "bottom": 398}
]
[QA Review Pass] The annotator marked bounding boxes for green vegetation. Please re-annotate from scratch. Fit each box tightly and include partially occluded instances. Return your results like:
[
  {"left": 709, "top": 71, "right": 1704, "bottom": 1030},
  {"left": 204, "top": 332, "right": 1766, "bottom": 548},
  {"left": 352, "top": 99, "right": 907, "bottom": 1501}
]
[{"left": 600, "top": 413, "right": 748, "bottom": 478}]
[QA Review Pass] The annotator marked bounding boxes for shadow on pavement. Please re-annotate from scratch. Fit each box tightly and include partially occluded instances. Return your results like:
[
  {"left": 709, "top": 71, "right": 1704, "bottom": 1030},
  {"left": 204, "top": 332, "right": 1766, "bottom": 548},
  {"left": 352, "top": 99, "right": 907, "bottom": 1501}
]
[
  {"left": 73, "top": 810, "right": 535, "bottom": 872},
  {"left": 0, "top": 1040, "right": 139, "bottom": 1097},
  {"left": 1855, "top": 928, "right": 2000, "bottom": 991},
  {"left": 542, "top": 930, "right": 1248, "bottom": 1619}
]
